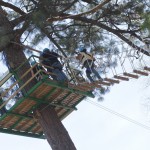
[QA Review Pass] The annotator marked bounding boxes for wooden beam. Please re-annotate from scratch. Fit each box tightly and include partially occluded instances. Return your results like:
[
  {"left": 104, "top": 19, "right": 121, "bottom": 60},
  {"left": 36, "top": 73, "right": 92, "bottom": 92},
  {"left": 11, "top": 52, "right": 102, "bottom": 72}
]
[
  {"left": 114, "top": 75, "right": 129, "bottom": 81},
  {"left": 104, "top": 78, "right": 119, "bottom": 84},
  {"left": 144, "top": 66, "right": 150, "bottom": 72},
  {"left": 133, "top": 70, "right": 149, "bottom": 76},
  {"left": 0, "top": 128, "right": 44, "bottom": 139},
  {"left": 123, "top": 72, "right": 139, "bottom": 79}
]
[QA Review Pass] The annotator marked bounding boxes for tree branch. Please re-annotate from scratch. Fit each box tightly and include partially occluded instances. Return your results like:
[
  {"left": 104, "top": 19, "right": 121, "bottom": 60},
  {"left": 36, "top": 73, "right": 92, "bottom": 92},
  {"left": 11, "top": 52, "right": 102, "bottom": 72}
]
[
  {"left": 0, "top": 1, "right": 26, "bottom": 15},
  {"left": 47, "top": 0, "right": 111, "bottom": 22},
  {"left": 76, "top": 17, "right": 150, "bottom": 56},
  {"left": 41, "top": 28, "right": 67, "bottom": 57},
  {"left": 59, "top": 0, "right": 78, "bottom": 14},
  {"left": 10, "top": 13, "right": 30, "bottom": 28}
]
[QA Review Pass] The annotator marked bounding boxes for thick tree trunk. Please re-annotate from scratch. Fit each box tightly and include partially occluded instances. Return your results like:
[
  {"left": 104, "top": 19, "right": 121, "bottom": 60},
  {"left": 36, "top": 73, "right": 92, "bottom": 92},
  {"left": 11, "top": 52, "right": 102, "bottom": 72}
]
[
  {"left": 4, "top": 44, "right": 36, "bottom": 93},
  {"left": 0, "top": 7, "right": 14, "bottom": 52},
  {"left": 34, "top": 105, "right": 77, "bottom": 150}
]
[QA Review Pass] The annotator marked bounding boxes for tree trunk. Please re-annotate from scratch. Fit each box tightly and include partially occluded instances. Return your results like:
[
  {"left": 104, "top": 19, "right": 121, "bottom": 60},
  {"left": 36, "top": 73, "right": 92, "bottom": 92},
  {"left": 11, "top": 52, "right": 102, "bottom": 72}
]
[
  {"left": 4, "top": 44, "right": 36, "bottom": 93},
  {"left": 0, "top": 7, "right": 14, "bottom": 51},
  {"left": 34, "top": 105, "right": 77, "bottom": 150}
]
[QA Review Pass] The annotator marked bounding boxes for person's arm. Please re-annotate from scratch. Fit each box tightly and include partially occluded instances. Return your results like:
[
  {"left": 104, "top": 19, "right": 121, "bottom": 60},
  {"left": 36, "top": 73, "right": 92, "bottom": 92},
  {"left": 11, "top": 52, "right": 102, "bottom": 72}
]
[
  {"left": 53, "top": 52, "right": 63, "bottom": 60},
  {"left": 51, "top": 52, "right": 59, "bottom": 57}
]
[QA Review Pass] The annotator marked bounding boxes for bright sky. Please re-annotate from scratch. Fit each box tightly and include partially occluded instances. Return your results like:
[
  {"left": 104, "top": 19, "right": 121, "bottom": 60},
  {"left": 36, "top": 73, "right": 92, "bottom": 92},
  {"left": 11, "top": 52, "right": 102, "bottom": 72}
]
[{"left": 0, "top": 62, "right": 150, "bottom": 150}]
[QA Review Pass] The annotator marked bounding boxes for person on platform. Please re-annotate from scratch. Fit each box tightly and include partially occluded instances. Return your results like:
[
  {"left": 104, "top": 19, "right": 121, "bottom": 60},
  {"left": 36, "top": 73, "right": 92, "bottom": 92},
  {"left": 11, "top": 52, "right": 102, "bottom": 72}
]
[{"left": 40, "top": 48, "right": 68, "bottom": 82}]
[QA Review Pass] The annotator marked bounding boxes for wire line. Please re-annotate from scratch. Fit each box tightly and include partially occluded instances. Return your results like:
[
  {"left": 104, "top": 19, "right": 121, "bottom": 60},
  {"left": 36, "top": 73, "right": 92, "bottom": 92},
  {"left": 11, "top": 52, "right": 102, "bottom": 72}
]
[{"left": 85, "top": 99, "right": 150, "bottom": 130}]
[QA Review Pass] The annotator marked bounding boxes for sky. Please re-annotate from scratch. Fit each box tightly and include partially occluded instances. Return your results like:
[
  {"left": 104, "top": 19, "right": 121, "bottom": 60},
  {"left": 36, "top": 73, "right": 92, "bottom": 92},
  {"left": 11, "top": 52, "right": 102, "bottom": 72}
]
[
  {"left": 1, "top": 60, "right": 150, "bottom": 150},
  {"left": 1, "top": 0, "right": 150, "bottom": 149}
]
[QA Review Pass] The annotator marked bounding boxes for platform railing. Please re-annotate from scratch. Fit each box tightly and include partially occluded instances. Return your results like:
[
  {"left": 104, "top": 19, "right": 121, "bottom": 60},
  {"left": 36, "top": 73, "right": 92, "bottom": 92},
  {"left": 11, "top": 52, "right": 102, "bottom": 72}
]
[{"left": 0, "top": 55, "right": 86, "bottom": 112}]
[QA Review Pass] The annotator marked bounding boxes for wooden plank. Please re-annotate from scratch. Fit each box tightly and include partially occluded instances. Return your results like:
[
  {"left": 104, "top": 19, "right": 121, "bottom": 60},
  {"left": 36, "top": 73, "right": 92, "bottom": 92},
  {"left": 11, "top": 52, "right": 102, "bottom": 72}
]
[
  {"left": 104, "top": 78, "right": 119, "bottom": 84},
  {"left": 97, "top": 80, "right": 111, "bottom": 86},
  {"left": 0, "top": 72, "right": 12, "bottom": 86},
  {"left": 18, "top": 120, "right": 33, "bottom": 131},
  {"left": 0, "top": 70, "right": 41, "bottom": 110},
  {"left": 77, "top": 83, "right": 94, "bottom": 90},
  {"left": 90, "top": 82, "right": 102, "bottom": 88},
  {"left": 3, "top": 116, "right": 18, "bottom": 128},
  {"left": 68, "top": 83, "right": 92, "bottom": 91},
  {"left": 144, "top": 66, "right": 150, "bottom": 72},
  {"left": 133, "top": 70, "right": 149, "bottom": 76},
  {"left": 114, "top": 75, "right": 129, "bottom": 81},
  {"left": 123, "top": 72, "right": 139, "bottom": 79}
]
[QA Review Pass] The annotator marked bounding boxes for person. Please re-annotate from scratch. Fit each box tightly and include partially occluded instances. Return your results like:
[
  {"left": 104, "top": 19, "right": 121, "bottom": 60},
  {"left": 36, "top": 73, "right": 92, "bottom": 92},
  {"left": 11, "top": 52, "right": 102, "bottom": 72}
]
[
  {"left": 76, "top": 47, "right": 103, "bottom": 83},
  {"left": 40, "top": 48, "right": 68, "bottom": 82},
  {"left": 0, "top": 87, "right": 7, "bottom": 116}
]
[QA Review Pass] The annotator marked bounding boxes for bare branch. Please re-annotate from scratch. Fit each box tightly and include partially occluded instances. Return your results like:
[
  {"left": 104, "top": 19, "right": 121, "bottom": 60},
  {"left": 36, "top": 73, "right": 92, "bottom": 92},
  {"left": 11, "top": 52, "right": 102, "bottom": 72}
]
[
  {"left": 10, "top": 13, "right": 30, "bottom": 28},
  {"left": 41, "top": 28, "right": 67, "bottom": 57},
  {"left": 59, "top": 0, "right": 78, "bottom": 14},
  {"left": 73, "top": 16, "right": 150, "bottom": 56},
  {"left": 47, "top": 0, "right": 111, "bottom": 22},
  {"left": 0, "top": 1, "right": 26, "bottom": 15}
]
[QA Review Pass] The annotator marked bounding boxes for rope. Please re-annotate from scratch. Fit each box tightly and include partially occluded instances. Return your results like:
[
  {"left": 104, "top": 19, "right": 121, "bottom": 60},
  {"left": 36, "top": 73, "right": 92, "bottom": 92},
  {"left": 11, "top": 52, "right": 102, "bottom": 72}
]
[
  {"left": 127, "top": 47, "right": 135, "bottom": 70},
  {"left": 85, "top": 99, "right": 150, "bottom": 131}
]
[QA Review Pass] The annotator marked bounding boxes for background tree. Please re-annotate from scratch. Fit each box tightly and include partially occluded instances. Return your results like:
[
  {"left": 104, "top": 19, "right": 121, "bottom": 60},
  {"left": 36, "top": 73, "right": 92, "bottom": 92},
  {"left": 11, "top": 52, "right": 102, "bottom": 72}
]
[{"left": 0, "top": 0, "right": 149, "bottom": 149}]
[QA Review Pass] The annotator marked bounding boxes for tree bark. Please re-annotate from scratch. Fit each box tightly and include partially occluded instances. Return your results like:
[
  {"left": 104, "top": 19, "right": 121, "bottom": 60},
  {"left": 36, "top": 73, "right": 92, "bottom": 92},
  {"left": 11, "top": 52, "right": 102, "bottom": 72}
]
[
  {"left": 0, "top": 7, "right": 14, "bottom": 52},
  {"left": 34, "top": 105, "right": 77, "bottom": 150},
  {"left": 3, "top": 44, "right": 37, "bottom": 92}
]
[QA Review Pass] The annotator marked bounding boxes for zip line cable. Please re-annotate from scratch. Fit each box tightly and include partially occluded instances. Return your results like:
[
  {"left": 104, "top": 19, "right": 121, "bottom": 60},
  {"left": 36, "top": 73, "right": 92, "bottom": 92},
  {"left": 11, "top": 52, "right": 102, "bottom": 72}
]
[{"left": 85, "top": 99, "right": 150, "bottom": 131}]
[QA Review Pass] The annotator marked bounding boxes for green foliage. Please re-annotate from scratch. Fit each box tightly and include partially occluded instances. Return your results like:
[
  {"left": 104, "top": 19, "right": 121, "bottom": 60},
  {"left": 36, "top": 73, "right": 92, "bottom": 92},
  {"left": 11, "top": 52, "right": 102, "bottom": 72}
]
[
  {"left": 141, "top": 13, "right": 150, "bottom": 34},
  {"left": 1, "top": 0, "right": 150, "bottom": 99}
]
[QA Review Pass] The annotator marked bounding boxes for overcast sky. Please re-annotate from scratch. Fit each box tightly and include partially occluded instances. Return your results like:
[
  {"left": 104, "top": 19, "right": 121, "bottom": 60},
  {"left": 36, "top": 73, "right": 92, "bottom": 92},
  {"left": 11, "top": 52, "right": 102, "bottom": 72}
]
[{"left": 1, "top": 61, "right": 150, "bottom": 150}]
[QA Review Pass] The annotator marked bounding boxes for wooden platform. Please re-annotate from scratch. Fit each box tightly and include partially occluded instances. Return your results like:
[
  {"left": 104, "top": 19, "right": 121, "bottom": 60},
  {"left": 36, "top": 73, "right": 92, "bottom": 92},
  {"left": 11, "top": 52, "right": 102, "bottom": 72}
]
[
  {"left": 1, "top": 62, "right": 150, "bottom": 139},
  {"left": 0, "top": 79, "right": 94, "bottom": 139}
]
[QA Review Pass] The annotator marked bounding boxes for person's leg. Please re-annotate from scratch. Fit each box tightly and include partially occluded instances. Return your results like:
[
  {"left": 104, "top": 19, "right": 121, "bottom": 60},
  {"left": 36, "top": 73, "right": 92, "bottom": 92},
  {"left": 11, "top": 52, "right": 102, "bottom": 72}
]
[
  {"left": 53, "top": 69, "right": 68, "bottom": 81},
  {"left": 1, "top": 107, "right": 6, "bottom": 115},
  {"left": 52, "top": 62, "right": 68, "bottom": 82},
  {"left": 47, "top": 68, "right": 58, "bottom": 80},
  {"left": 52, "top": 62, "right": 62, "bottom": 70},
  {"left": 59, "top": 70, "right": 68, "bottom": 81},
  {"left": 86, "top": 69, "right": 94, "bottom": 82},
  {"left": 0, "top": 105, "right": 7, "bottom": 116},
  {"left": 56, "top": 66, "right": 68, "bottom": 81},
  {"left": 90, "top": 66, "right": 103, "bottom": 81}
]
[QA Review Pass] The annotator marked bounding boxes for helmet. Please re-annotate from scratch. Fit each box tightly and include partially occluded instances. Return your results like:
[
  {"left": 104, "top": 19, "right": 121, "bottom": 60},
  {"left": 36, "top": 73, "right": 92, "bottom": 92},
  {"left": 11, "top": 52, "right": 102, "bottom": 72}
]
[
  {"left": 30, "top": 61, "right": 37, "bottom": 66},
  {"left": 43, "top": 48, "right": 50, "bottom": 53},
  {"left": 79, "top": 47, "right": 86, "bottom": 52}
]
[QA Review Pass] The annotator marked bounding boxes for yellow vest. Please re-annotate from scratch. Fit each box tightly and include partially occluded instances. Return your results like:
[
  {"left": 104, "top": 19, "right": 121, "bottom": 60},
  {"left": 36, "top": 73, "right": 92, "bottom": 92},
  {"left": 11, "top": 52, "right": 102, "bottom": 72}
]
[{"left": 77, "top": 52, "right": 94, "bottom": 65}]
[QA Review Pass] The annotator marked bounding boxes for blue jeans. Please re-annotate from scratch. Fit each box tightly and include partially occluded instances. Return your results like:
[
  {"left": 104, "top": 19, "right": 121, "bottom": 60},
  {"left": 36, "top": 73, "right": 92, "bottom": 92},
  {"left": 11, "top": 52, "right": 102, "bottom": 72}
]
[
  {"left": 52, "top": 62, "right": 68, "bottom": 81},
  {"left": 84, "top": 61, "right": 102, "bottom": 82}
]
